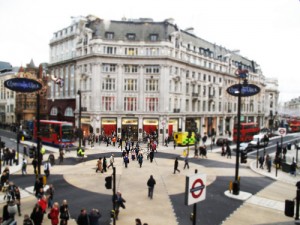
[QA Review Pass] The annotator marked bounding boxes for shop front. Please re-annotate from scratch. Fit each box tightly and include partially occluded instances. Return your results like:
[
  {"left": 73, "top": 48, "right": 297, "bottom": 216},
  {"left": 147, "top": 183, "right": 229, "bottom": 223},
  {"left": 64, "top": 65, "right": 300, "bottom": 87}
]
[
  {"left": 121, "top": 118, "right": 138, "bottom": 140},
  {"left": 102, "top": 118, "right": 117, "bottom": 136},
  {"left": 81, "top": 117, "right": 92, "bottom": 138}
]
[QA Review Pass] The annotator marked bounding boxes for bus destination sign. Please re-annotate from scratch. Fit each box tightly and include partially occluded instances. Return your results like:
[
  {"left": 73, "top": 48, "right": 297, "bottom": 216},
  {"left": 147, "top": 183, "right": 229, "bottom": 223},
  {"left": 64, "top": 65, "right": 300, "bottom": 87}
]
[
  {"left": 227, "top": 84, "right": 260, "bottom": 97},
  {"left": 4, "top": 78, "right": 42, "bottom": 93}
]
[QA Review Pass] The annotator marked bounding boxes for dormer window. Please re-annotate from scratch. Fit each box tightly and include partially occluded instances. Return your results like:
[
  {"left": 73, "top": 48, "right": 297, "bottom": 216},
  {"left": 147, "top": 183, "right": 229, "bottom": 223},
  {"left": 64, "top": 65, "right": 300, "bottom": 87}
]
[
  {"left": 149, "top": 34, "right": 158, "bottom": 41},
  {"left": 127, "top": 33, "right": 136, "bottom": 40},
  {"left": 105, "top": 32, "right": 114, "bottom": 40}
]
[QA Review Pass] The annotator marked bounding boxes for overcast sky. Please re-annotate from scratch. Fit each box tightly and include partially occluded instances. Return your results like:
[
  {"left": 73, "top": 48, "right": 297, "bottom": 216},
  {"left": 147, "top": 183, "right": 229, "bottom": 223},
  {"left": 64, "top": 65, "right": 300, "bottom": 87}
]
[{"left": 0, "top": 0, "right": 299, "bottom": 103}]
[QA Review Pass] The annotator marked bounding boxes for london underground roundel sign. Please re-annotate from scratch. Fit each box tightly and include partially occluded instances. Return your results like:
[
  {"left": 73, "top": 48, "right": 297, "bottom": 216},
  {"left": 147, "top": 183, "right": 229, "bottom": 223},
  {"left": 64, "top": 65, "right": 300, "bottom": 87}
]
[
  {"left": 227, "top": 84, "right": 260, "bottom": 97},
  {"left": 185, "top": 173, "right": 206, "bottom": 205},
  {"left": 4, "top": 78, "right": 42, "bottom": 93}
]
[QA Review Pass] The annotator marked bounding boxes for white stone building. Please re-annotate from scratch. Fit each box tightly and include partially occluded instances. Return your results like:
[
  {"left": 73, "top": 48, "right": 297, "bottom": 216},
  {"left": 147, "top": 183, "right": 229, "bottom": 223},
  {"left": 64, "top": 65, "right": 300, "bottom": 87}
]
[{"left": 48, "top": 15, "right": 278, "bottom": 142}]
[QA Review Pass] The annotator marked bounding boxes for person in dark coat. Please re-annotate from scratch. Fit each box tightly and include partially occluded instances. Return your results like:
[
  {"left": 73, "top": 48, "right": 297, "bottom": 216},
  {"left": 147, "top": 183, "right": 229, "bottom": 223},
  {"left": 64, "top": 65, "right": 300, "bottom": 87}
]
[
  {"left": 30, "top": 203, "right": 44, "bottom": 225},
  {"left": 174, "top": 157, "right": 180, "bottom": 174},
  {"left": 77, "top": 208, "right": 89, "bottom": 225},
  {"left": 147, "top": 175, "right": 156, "bottom": 199},
  {"left": 88, "top": 209, "right": 101, "bottom": 225},
  {"left": 59, "top": 199, "right": 70, "bottom": 225}
]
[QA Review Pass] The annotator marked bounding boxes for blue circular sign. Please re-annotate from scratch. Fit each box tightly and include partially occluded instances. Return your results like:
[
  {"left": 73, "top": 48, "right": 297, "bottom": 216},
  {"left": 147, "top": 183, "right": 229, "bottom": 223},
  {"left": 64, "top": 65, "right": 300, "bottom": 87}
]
[
  {"left": 227, "top": 83, "right": 260, "bottom": 97},
  {"left": 4, "top": 78, "right": 42, "bottom": 93}
]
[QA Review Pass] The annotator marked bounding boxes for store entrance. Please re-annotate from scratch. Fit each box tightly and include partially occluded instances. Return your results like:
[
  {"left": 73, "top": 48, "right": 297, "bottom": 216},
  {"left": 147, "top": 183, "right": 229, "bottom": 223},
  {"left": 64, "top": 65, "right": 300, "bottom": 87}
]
[{"left": 121, "top": 124, "right": 138, "bottom": 141}]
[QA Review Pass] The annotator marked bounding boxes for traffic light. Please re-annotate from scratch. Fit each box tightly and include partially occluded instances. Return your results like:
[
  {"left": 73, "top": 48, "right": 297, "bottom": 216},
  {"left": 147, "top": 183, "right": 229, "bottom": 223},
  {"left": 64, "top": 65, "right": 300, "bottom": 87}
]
[
  {"left": 240, "top": 150, "right": 247, "bottom": 164},
  {"left": 0, "top": 141, "right": 5, "bottom": 148},
  {"left": 105, "top": 176, "right": 112, "bottom": 189}
]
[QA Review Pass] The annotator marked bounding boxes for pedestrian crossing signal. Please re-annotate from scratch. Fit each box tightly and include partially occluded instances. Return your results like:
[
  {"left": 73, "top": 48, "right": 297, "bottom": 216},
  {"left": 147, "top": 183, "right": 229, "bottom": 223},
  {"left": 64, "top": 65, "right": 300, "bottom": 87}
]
[
  {"left": 105, "top": 176, "right": 112, "bottom": 189},
  {"left": 240, "top": 151, "right": 247, "bottom": 164}
]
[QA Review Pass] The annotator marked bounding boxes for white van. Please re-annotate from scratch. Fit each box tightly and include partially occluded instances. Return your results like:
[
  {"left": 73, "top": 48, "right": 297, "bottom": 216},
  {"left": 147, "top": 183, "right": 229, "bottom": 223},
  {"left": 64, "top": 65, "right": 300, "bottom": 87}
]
[{"left": 250, "top": 134, "right": 269, "bottom": 147}]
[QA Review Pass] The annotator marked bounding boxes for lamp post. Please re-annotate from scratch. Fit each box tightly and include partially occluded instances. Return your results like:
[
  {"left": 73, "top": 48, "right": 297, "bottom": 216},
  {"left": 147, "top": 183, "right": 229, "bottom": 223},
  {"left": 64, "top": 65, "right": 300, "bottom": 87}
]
[
  {"left": 77, "top": 90, "right": 82, "bottom": 149},
  {"left": 226, "top": 63, "right": 261, "bottom": 196},
  {"left": 36, "top": 93, "right": 41, "bottom": 176}
]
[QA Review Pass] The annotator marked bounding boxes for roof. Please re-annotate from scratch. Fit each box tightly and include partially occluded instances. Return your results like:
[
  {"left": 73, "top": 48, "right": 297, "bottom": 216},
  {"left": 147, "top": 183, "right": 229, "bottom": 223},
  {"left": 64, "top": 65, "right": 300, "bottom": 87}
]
[{"left": 0, "top": 61, "right": 13, "bottom": 73}]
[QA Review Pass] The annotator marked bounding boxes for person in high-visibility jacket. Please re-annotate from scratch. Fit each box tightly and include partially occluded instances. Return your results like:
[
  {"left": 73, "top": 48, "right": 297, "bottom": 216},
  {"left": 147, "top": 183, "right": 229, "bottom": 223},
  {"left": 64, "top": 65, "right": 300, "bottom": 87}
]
[{"left": 77, "top": 148, "right": 85, "bottom": 159}]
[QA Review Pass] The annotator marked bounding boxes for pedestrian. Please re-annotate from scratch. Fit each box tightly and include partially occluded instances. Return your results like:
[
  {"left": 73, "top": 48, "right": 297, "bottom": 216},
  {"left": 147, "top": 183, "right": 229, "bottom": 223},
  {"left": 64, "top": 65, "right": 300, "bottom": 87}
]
[
  {"left": 22, "top": 158, "right": 27, "bottom": 175},
  {"left": 174, "top": 157, "right": 180, "bottom": 174},
  {"left": 88, "top": 208, "right": 101, "bottom": 225},
  {"left": 135, "top": 218, "right": 142, "bottom": 225},
  {"left": 183, "top": 155, "right": 189, "bottom": 169},
  {"left": 147, "top": 175, "right": 156, "bottom": 199},
  {"left": 23, "top": 146, "right": 28, "bottom": 157},
  {"left": 59, "top": 149, "right": 64, "bottom": 164},
  {"left": 123, "top": 154, "right": 129, "bottom": 168},
  {"left": 95, "top": 158, "right": 103, "bottom": 173},
  {"left": 137, "top": 152, "right": 143, "bottom": 168},
  {"left": 194, "top": 147, "right": 199, "bottom": 158},
  {"left": 221, "top": 143, "right": 226, "bottom": 156},
  {"left": 266, "top": 154, "right": 272, "bottom": 172},
  {"left": 290, "top": 160, "right": 297, "bottom": 176},
  {"left": 33, "top": 178, "right": 44, "bottom": 198},
  {"left": 259, "top": 155, "right": 265, "bottom": 169},
  {"left": 113, "top": 191, "right": 126, "bottom": 219},
  {"left": 174, "top": 142, "right": 176, "bottom": 150},
  {"left": 30, "top": 204, "right": 44, "bottom": 225},
  {"left": 15, "top": 186, "right": 22, "bottom": 216},
  {"left": 23, "top": 214, "right": 34, "bottom": 225},
  {"left": 59, "top": 200, "right": 70, "bottom": 225},
  {"left": 107, "top": 154, "right": 114, "bottom": 169},
  {"left": 46, "top": 184, "right": 55, "bottom": 209},
  {"left": 44, "top": 160, "right": 51, "bottom": 177},
  {"left": 102, "top": 157, "right": 107, "bottom": 172},
  {"left": 149, "top": 150, "right": 154, "bottom": 163},
  {"left": 49, "top": 202, "right": 60, "bottom": 225},
  {"left": 37, "top": 195, "right": 48, "bottom": 214},
  {"left": 77, "top": 209, "right": 89, "bottom": 225},
  {"left": 226, "top": 143, "right": 231, "bottom": 159},
  {"left": 32, "top": 158, "right": 38, "bottom": 175}
]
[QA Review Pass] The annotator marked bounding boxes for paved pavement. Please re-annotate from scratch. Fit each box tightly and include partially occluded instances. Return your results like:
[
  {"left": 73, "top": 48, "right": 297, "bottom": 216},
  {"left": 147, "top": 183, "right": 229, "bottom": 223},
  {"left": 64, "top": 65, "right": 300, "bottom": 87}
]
[{"left": 1, "top": 136, "right": 300, "bottom": 225}]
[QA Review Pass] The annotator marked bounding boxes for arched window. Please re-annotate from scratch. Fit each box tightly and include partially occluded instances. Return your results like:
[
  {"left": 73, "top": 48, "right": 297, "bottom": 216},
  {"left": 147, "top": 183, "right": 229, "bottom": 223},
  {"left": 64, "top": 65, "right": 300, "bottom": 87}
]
[
  {"left": 50, "top": 107, "right": 58, "bottom": 116},
  {"left": 64, "top": 107, "right": 74, "bottom": 117}
]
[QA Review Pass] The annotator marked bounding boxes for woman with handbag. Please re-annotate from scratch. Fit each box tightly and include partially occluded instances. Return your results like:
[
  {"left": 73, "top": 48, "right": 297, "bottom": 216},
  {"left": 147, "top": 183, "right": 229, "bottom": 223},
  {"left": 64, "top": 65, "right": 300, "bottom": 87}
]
[{"left": 59, "top": 199, "right": 70, "bottom": 225}]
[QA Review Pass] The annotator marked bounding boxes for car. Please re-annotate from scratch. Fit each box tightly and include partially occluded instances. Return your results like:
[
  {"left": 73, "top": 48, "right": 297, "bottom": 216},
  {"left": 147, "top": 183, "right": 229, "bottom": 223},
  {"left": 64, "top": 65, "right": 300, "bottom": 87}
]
[
  {"left": 239, "top": 142, "right": 255, "bottom": 153},
  {"left": 216, "top": 137, "right": 233, "bottom": 146},
  {"left": 18, "top": 130, "right": 32, "bottom": 140},
  {"left": 250, "top": 134, "right": 269, "bottom": 147}
]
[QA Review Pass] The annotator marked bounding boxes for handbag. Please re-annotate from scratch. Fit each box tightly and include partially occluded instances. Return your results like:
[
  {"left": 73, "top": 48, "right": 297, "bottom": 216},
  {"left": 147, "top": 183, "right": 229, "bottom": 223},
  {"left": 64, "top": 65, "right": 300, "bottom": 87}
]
[{"left": 47, "top": 212, "right": 52, "bottom": 219}]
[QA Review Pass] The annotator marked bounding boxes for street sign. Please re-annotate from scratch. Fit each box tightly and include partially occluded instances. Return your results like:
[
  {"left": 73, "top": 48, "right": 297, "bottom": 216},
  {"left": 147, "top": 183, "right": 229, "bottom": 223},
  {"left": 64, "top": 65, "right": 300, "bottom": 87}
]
[
  {"left": 278, "top": 127, "right": 287, "bottom": 136},
  {"left": 4, "top": 78, "right": 42, "bottom": 92},
  {"left": 185, "top": 173, "right": 206, "bottom": 205},
  {"left": 227, "top": 84, "right": 260, "bottom": 97}
]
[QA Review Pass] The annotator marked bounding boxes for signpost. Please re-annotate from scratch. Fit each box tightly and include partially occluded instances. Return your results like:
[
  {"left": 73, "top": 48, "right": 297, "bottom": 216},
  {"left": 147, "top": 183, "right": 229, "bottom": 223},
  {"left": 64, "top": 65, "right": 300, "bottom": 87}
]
[
  {"left": 226, "top": 66, "right": 260, "bottom": 195},
  {"left": 185, "top": 172, "right": 206, "bottom": 225}
]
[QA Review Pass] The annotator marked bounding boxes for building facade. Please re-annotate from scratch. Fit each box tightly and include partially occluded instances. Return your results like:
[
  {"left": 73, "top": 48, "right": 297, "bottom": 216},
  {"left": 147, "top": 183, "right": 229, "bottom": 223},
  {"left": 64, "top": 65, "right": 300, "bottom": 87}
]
[{"left": 48, "top": 15, "right": 277, "bottom": 142}]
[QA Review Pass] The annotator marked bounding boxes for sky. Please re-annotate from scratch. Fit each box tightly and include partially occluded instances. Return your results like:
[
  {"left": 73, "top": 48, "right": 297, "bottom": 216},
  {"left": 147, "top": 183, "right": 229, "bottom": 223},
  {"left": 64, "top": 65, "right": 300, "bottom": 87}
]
[{"left": 0, "top": 0, "right": 299, "bottom": 103}]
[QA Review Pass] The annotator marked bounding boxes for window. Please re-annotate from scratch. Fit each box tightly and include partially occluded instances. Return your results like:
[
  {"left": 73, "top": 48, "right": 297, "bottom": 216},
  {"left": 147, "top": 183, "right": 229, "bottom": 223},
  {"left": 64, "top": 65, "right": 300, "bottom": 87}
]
[
  {"left": 126, "top": 33, "right": 136, "bottom": 40},
  {"left": 102, "top": 96, "right": 115, "bottom": 111},
  {"left": 145, "top": 65, "right": 160, "bottom": 74},
  {"left": 145, "top": 79, "right": 159, "bottom": 92},
  {"left": 102, "top": 78, "right": 116, "bottom": 91},
  {"left": 50, "top": 107, "right": 58, "bottom": 116},
  {"left": 146, "top": 98, "right": 158, "bottom": 112},
  {"left": 102, "top": 64, "right": 116, "bottom": 72},
  {"left": 104, "top": 46, "right": 117, "bottom": 55},
  {"left": 186, "top": 83, "right": 189, "bottom": 94},
  {"left": 64, "top": 107, "right": 74, "bottom": 117},
  {"left": 124, "top": 97, "right": 137, "bottom": 111},
  {"left": 124, "top": 65, "right": 138, "bottom": 73},
  {"left": 149, "top": 34, "right": 158, "bottom": 41},
  {"left": 105, "top": 32, "right": 114, "bottom": 39},
  {"left": 125, "top": 48, "right": 138, "bottom": 56},
  {"left": 203, "top": 74, "right": 206, "bottom": 81},
  {"left": 146, "top": 48, "right": 159, "bottom": 56},
  {"left": 124, "top": 79, "right": 138, "bottom": 91}
]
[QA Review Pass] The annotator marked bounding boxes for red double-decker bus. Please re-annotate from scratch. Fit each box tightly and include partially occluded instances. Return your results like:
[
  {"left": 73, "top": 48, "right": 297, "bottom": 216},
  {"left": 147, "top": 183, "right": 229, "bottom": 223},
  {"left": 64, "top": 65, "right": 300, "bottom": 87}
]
[
  {"left": 233, "top": 122, "right": 260, "bottom": 142},
  {"left": 33, "top": 120, "right": 74, "bottom": 146}
]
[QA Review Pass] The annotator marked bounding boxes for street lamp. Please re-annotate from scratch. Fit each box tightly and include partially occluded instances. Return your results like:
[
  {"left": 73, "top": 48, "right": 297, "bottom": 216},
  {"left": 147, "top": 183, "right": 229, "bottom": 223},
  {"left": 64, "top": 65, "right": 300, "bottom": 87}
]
[{"left": 77, "top": 90, "right": 82, "bottom": 149}]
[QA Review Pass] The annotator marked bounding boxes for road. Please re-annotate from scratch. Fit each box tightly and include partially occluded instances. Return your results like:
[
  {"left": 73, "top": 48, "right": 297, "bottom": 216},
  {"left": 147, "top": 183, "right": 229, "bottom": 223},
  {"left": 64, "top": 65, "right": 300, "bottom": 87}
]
[{"left": 0, "top": 129, "right": 298, "bottom": 225}]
